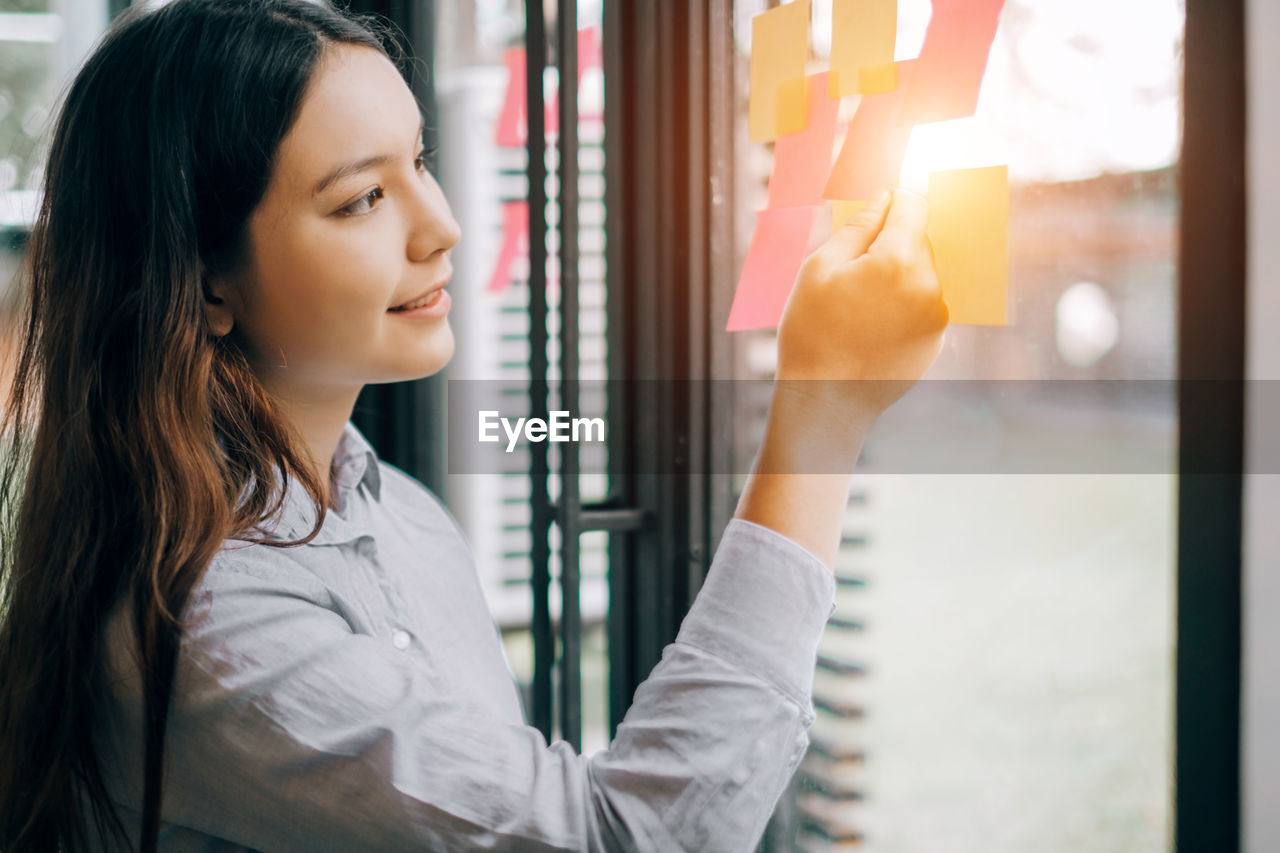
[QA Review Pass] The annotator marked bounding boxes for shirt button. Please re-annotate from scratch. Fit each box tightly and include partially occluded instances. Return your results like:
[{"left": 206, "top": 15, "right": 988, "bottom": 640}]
[{"left": 392, "top": 629, "right": 411, "bottom": 651}]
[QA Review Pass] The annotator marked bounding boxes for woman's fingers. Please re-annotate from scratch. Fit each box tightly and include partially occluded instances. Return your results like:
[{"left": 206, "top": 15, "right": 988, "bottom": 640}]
[
  {"left": 867, "top": 188, "right": 931, "bottom": 264},
  {"left": 805, "top": 189, "right": 893, "bottom": 280}
]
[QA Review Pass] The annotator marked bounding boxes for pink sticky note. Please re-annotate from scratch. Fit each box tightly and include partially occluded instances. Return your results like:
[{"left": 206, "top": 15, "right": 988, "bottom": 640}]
[
  {"left": 767, "top": 72, "right": 841, "bottom": 209},
  {"left": 897, "top": 0, "right": 1005, "bottom": 126},
  {"left": 726, "top": 207, "right": 816, "bottom": 332},
  {"left": 487, "top": 201, "right": 529, "bottom": 293},
  {"left": 822, "top": 60, "right": 916, "bottom": 201}
]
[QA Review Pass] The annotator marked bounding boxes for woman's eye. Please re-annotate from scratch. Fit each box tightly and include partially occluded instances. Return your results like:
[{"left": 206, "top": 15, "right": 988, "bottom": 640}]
[
  {"left": 340, "top": 186, "right": 383, "bottom": 216},
  {"left": 338, "top": 150, "right": 436, "bottom": 217}
]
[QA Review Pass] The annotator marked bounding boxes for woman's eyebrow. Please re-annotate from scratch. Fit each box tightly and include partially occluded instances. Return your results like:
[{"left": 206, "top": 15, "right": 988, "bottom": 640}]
[{"left": 312, "top": 113, "right": 427, "bottom": 198}]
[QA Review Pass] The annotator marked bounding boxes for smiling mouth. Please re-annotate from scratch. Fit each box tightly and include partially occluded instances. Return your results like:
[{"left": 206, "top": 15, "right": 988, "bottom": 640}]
[
  {"left": 389, "top": 279, "right": 449, "bottom": 311},
  {"left": 389, "top": 288, "right": 445, "bottom": 311}
]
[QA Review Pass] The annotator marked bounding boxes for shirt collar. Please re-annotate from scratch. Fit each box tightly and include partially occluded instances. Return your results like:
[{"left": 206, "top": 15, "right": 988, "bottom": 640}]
[
  {"left": 260, "top": 420, "right": 382, "bottom": 546},
  {"left": 332, "top": 419, "right": 382, "bottom": 503}
]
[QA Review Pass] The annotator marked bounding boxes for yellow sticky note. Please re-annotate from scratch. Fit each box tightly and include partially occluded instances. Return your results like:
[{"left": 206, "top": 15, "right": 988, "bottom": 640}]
[
  {"left": 775, "top": 75, "right": 809, "bottom": 138},
  {"left": 831, "top": 200, "right": 868, "bottom": 233},
  {"left": 927, "top": 165, "right": 1009, "bottom": 326},
  {"left": 830, "top": 0, "right": 897, "bottom": 98},
  {"left": 749, "top": 1, "right": 811, "bottom": 142}
]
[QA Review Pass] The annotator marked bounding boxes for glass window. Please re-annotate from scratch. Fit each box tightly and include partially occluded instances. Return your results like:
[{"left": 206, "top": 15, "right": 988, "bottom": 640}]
[
  {"left": 431, "top": 0, "right": 612, "bottom": 756},
  {"left": 729, "top": 1, "right": 1181, "bottom": 848}
]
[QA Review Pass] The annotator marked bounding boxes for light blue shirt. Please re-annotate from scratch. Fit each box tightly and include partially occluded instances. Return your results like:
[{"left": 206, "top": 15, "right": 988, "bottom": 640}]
[{"left": 92, "top": 420, "right": 837, "bottom": 851}]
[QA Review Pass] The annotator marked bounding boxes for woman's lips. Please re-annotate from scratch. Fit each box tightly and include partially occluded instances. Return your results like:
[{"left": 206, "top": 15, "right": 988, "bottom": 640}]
[
  {"left": 389, "top": 280, "right": 448, "bottom": 311},
  {"left": 388, "top": 287, "right": 451, "bottom": 318}
]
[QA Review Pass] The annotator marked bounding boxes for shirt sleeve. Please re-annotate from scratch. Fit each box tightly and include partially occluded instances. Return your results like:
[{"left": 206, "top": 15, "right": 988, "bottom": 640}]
[{"left": 107, "top": 517, "right": 836, "bottom": 852}]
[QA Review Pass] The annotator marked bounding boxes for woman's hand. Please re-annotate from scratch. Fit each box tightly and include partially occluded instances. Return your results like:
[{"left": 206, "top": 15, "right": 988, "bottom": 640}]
[
  {"left": 733, "top": 188, "right": 948, "bottom": 569},
  {"left": 775, "top": 187, "right": 948, "bottom": 417}
]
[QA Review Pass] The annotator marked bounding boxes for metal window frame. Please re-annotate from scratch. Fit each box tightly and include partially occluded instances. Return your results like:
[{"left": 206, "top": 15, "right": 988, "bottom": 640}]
[
  {"left": 601, "top": 0, "right": 738, "bottom": 739},
  {"left": 1176, "top": 0, "right": 1246, "bottom": 848}
]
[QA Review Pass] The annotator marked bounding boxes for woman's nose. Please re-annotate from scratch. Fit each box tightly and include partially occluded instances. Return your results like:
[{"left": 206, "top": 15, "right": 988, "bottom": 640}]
[{"left": 407, "top": 178, "right": 462, "bottom": 261}]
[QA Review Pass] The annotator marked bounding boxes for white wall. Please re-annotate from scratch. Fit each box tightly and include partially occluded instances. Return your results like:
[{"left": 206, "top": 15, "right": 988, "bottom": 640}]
[{"left": 1244, "top": 0, "right": 1280, "bottom": 848}]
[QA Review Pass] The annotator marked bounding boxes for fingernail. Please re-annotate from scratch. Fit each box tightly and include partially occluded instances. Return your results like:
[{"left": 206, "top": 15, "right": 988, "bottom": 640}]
[{"left": 874, "top": 187, "right": 893, "bottom": 208}]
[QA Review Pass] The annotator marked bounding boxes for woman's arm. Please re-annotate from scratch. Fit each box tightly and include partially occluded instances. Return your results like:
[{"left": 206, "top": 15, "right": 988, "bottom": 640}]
[
  {"left": 95, "top": 522, "right": 834, "bottom": 853},
  {"left": 735, "top": 188, "right": 948, "bottom": 568}
]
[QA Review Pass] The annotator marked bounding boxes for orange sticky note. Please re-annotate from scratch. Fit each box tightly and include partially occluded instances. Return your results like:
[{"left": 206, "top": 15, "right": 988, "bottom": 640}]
[
  {"left": 897, "top": 0, "right": 1005, "bottom": 126},
  {"left": 830, "top": 0, "right": 897, "bottom": 97},
  {"left": 749, "top": 1, "right": 811, "bottom": 143},
  {"left": 831, "top": 200, "right": 868, "bottom": 233},
  {"left": 927, "top": 165, "right": 1009, "bottom": 325},
  {"left": 768, "top": 72, "right": 841, "bottom": 209},
  {"left": 727, "top": 207, "right": 816, "bottom": 332},
  {"left": 823, "top": 59, "right": 915, "bottom": 201}
]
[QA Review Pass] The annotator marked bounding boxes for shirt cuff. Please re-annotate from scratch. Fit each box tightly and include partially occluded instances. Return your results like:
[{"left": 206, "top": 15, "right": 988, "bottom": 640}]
[{"left": 675, "top": 517, "right": 838, "bottom": 717}]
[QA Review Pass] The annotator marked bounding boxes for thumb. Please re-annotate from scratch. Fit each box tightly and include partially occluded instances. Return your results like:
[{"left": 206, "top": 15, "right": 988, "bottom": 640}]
[{"left": 806, "top": 189, "right": 893, "bottom": 279}]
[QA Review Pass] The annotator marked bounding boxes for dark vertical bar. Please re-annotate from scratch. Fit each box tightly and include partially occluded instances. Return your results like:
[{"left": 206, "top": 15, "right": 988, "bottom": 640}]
[
  {"left": 629, "top": 0, "right": 668, "bottom": 702},
  {"left": 525, "top": 0, "right": 554, "bottom": 744},
  {"left": 653, "top": 0, "right": 688, "bottom": 649},
  {"left": 404, "top": 0, "right": 447, "bottom": 497},
  {"left": 601, "top": 0, "right": 716, "bottom": 737},
  {"left": 601, "top": 0, "right": 637, "bottom": 739},
  {"left": 1176, "top": 0, "right": 1245, "bottom": 849},
  {"left": 685, "top": 0, "right": 711, "bottom": 610},
  {"left": 555, "top": 0, "right": 583, "bottom": 753},
  {"left": 345, "top": 0, "right": 448, "bottom": 497},
  {"left": 706, "top": 0, "right": 737, "bottom": 539}
]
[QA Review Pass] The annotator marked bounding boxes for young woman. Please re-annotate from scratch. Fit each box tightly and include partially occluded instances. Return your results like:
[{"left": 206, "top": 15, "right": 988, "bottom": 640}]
[{"left": 0, "top": 0, "right": 947, "bottom": 850}]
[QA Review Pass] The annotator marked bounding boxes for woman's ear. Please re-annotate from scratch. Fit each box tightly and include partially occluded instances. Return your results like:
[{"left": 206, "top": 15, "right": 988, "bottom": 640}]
[{"left": 201, "top": 268, "right": 238, "bottom": 337}]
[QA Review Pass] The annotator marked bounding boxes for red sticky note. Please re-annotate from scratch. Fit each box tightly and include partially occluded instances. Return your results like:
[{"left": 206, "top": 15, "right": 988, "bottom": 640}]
[
  {"left": 726, "top": 207, "right": 816, "bottom": 332},
  {"left": 487, "top": 201, "right": 529, "bottom": 293},
  {"left": 495, "top": 49, "right": 527, "bottom": 148},
  {"left": 767, "top": 72, "right": 841, "bottom": 209},
  {"left": 897, "top": 0, "right": 1005, "bottom": 126},
  {"left": 822, "top": 60, "right": 916, "bottom": 201}
]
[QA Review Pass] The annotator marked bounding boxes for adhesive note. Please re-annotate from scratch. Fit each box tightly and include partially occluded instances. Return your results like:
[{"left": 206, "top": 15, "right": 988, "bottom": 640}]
[
  {"left": 927, "top": 165, "right": 1008, "bottom": 325},
  {"left": 829, "top": 0, "right": 897, "bottom": 97},
  {"left": 749, "top": 1, "right": 811, "bottom": 143},
  {"left": 823, "top": 59, "right": 916, "bottom": 201},
  {"left": 486, "top": 201, "right": 529, "bottom": 293},
  {"left": 831, "top": 200, "right": 868, "bottom": 233},
  {"left": 767, "top": 72, "right": 841, "bottom": 209},
  {"left": 726, "top": 207, "right": 816, "bottom": 332},
  {"left": 897, "top": 0, "right": 1005, "bottom": 126}
]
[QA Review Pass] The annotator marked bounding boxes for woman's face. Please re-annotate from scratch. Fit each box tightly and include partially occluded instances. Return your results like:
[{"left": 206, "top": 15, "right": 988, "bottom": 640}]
[{"left": 206, "top": 43, "right": 461, "bottom": 395}]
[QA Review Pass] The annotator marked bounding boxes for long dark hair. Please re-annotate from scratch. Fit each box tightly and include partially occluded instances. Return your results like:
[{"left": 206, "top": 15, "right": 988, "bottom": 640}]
[{"left": 0, "top": 1, "right": 404, "bottom": 849}]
